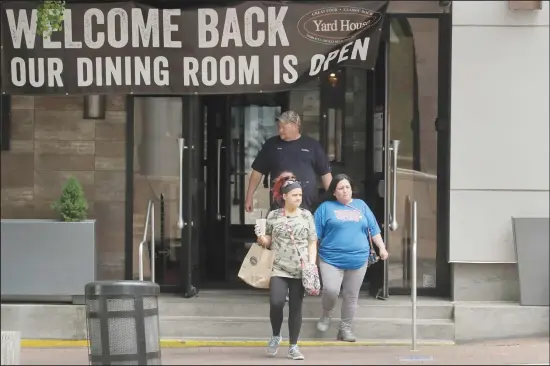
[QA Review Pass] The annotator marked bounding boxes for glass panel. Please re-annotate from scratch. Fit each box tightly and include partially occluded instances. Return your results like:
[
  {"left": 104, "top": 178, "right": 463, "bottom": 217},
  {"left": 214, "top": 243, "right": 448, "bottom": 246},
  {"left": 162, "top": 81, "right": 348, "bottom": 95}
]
[
  {"left": 289, "top": 78, "right": 321, "bottom": 141},
  {"left": 230, "top": 105, "right": 279, "bottom": 225},
  {"left": 339, "top": 68, "right": 368, "bottom": 198},
  {"left": 327, "top": 108, "right": 336, "bottom": 161},
  {"left": 133, "top": 97, "right": 182, "bottom": 284},
  {"left": 387, "top": 18, "right": 439, "bottom": 290}
]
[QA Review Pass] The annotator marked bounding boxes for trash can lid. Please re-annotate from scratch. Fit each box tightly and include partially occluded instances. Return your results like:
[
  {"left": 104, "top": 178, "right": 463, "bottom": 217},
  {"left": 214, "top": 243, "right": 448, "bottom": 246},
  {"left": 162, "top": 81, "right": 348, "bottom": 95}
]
[{"left": 85, "top": 281, "right": 160, "bottom": 296}]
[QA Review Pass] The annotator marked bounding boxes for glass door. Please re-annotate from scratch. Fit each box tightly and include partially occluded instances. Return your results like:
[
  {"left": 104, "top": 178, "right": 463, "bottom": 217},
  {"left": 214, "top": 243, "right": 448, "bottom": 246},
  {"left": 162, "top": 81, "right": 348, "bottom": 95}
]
[
  {"left": 201, "top": 94, "right": 285, "bottom": 286},
  {"left": 132, "top": 97, "right": 183, "bottom": 290},
  {"left": 180, "top": 96, "right": 202, "bottom": 297},
  {"left": 227, "top": 96, "right": 282, "bottom": 284},
  {"left": 381, "top": 16, "right": 443, "bottom": 297},
  {"left": 202, "top": 95, "right": 230, "bottom": 285},
  {"left": 131, "top": 96, "right": 201, "bottom": 297}
]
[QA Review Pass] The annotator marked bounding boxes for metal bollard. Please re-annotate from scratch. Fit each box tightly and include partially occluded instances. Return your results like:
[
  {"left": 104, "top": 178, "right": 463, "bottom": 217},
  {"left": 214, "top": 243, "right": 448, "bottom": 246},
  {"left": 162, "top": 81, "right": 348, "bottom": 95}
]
[
  {"left": 84, "top": 281, "right": 161, "bottom": 365},
  {"left": 411, "top": 201, "right": 418, "bottom": 351}
]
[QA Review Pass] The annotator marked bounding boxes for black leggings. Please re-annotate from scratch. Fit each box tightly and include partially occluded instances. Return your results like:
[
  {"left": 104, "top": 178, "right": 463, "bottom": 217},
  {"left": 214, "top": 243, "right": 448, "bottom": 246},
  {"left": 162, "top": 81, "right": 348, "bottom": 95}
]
[{"left": 270, "top": 276, "right": 305, "bottom": 345}]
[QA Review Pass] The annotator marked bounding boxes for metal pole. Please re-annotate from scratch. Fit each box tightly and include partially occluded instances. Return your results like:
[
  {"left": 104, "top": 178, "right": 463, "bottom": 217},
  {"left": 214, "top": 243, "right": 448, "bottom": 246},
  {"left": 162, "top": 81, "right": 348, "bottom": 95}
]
[
  {"left": 382, "top": 40, "right": 391, "bottom": 299},
  {"left": 151, "top": 203, "right": 155, "bottom": 283},
  {"left": 411, "top": 200, "right": 418, "bottom": 351}
]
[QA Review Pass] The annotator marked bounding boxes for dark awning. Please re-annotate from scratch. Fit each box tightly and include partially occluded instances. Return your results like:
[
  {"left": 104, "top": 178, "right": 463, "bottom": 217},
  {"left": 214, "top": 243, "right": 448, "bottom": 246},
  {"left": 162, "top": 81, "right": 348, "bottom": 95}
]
[{"left": 1, "top": 0, "right": 388, "bottom": 95}]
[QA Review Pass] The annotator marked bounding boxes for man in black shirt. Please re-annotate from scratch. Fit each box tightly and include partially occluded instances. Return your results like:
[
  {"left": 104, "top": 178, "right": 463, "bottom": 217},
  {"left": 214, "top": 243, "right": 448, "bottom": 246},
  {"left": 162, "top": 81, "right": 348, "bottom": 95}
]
[{"left": 245, "top": 110, "right": 332, "bottom": 212}]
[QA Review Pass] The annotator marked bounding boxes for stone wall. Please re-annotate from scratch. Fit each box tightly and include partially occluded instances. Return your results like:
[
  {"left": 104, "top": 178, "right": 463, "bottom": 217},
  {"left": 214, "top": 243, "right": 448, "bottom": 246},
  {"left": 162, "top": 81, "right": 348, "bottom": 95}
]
[{"left": 0, "top": 95, "right": 127, "bottom": 280}]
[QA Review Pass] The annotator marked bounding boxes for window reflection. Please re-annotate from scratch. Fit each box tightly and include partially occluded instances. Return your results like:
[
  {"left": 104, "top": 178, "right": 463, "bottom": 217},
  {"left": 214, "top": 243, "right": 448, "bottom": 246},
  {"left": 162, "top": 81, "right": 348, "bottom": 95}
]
[
  {"left": 230, "top": 105, "right": 280, "bottom": 225},
  {"left": 289, "top": 78, "right": 321, "bottom": 141},
  {"left": 387, "top": 18, "right": 439, "bottom": 289},
  {"left": 133, "top": 97, "right": 182, "bottom": 284},
  {"left": 326, "top": 108, "right": 343, "bottom": 163}
]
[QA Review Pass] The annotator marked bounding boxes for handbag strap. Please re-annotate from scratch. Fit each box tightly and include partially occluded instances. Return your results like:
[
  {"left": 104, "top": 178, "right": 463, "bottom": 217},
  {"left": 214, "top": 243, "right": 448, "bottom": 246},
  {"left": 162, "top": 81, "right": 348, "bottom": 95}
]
[
  {"left": 281, "top": 208, "right": 306, "bottom": 266},
  {"left": 343, "top": 203, "right": 377, "bottom": 255}
]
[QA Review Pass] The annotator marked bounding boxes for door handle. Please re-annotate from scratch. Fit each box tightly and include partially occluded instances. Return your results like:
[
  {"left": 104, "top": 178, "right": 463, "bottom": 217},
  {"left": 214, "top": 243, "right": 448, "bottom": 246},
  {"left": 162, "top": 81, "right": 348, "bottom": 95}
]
[
  {"left": 216, "top": 138, "right": 225, "bottom": 221},
  {"left": 389, "top": 140, "right": 400, "bottom": 231},
  {"left": 177, "top": 138, "right": 185, "bottom": 229}
]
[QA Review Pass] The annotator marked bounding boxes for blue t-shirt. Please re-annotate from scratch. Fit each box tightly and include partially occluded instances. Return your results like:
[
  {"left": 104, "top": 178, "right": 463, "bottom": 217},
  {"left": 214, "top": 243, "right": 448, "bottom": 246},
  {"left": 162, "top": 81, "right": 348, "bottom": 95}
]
[{"left": 314, "top": 199, "right": 381, "bottom": 270}]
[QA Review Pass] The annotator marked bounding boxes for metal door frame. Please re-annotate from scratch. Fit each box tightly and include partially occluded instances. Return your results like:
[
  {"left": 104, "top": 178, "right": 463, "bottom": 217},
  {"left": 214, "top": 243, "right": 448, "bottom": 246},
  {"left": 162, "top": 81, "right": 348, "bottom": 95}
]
[{"left": 380, "top": 12, "right": 452, "bottom": 298}]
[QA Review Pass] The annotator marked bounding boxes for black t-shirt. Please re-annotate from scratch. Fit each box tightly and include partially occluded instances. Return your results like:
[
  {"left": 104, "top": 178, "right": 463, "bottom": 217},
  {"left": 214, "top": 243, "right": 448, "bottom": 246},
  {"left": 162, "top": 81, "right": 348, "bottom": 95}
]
[{"left": 251, "top": 135, "right": 331, "bottom": 210}]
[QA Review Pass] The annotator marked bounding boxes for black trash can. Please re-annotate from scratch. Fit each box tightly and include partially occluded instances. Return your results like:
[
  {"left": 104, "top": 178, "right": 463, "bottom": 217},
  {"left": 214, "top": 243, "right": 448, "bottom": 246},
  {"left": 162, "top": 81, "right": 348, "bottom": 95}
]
[{"left": 84, "top": 281, "right": 161, "bottom": 365}]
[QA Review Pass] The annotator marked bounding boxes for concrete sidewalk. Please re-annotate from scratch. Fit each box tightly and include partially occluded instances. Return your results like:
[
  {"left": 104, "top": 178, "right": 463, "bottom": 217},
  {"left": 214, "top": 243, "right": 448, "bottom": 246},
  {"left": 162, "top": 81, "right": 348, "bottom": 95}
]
[{"left": 20, "top": 338, "right": 549, "bottom": 365}]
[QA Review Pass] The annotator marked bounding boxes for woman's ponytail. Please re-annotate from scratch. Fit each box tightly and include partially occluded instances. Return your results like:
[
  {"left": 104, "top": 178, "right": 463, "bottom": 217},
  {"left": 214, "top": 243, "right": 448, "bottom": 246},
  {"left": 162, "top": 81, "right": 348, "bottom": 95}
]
[{"left": 271, "top": 171, "right": 296, "bottom": 205}]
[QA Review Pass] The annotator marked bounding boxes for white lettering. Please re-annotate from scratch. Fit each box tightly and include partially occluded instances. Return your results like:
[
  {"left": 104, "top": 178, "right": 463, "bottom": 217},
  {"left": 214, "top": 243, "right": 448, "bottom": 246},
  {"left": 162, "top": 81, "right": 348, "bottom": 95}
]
[
  {"left": 351, "top": 37, "right": 370, "bottom": 60},
  {"left": 95, "top": 57, "right": 103, "bottom": 86},
  {"left": 42, "top": 10, "right": 62, "bottom": 48},
  {"left": 10, "top": 57, "right": 27, "bottom": 86},
  {"left": 77, "top": 58, "right": 94, "bottom": 86},
  {"left": 309, "top": 38, "right": 370, "bottom": 76},
  {"left": 154, "top": 57, "right": 169, "bottom": 85},
  {"left": 183, "top": 56, "right": 259, "bottom": 86},
  {"left": 134, "top": 57, "right": 150, "bottom": 85},
  {"left": 198, "top": 9, "right": 218, "bottom": 48},
  {"left": 309, "top": 54, "right": 324, "bottom": 76},
  {"left": 6, "top": 9, "right": 37, "bottom": 49},
  {"left": 77, "top": 56, "right": 169, "bottom": 87},
  {"left": 131, "top": 8, "right": 160, "bottom": 47},
  {"left": 9, "top": 58, "right": 63, "bottom": 87},
  {"left": 273, "top": 55, "right": 281, "bottom": 84},
  {"left": 107, "top": 8, "right": 129, "bottom": 48},
  {"left": 282, "top": 55, "right": 298, "bottom": 83},
  {"left": 322, "top": 50, "right": 339, "bottom": 71},
  {"left": 268, "top": 7, "right": 289, "bottom": 46},
  {"left": 125, "top": 56, "right": 132, "bottom": 85},
  {"left": 337, "top": 42, "right": 351, "bottom": 63},
  {"left": 202, "top": 56, "right": 217, "bottom": 86},
  {"left": 244, "top": 7, "right": 265, "bottom": 47},
  {"left": 105, "top": 57, "right": 122, "bottom": 86},
  {"left": 42, "top": 32, "right": 61, "bottom": 48},
  {"left": 163, "top": 9, "right": 182, "bottom": 48},
  {"left": 183, "top": 58, "right": 200, "bottom": 85},
  {"left": 28, "top": 57, "right": 43, "bottom": 86},
  {"left": 199, "top": 7, "right": 286, "bottom": 48},
  {"left": 219, "top": 56, "right": 235, "bottom": 85},
  {"left": 48, "top": 58, "right": 64, "bottom": 86},
  {"left": 63, "top": 10, "right": 82, "bottom": 48},
  {"left": 239, "top": 55, "right": 259, "bottom": 85},
  {"left": 83, "top": 9, "right": 105, "bottom": 49},
  {"left": 220, "top": 8, "right": 243, "bottom": 47},
  {"left": 340, "top": 19, "right": 368, "bottom": 32}
]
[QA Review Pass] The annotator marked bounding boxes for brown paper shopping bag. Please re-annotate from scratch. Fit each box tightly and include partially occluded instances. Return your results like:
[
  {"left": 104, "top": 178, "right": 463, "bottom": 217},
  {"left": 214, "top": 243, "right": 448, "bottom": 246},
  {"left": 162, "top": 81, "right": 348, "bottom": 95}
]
[{"left": 238, "top": 243, "right": 274, "bottom": 289}]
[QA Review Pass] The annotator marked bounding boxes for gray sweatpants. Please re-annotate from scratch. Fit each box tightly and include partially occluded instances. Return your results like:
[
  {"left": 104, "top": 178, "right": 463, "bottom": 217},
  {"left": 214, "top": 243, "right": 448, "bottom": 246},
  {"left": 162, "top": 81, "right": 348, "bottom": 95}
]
[{"left": 319, "top": 259, "right": 368, "bottom": 328}]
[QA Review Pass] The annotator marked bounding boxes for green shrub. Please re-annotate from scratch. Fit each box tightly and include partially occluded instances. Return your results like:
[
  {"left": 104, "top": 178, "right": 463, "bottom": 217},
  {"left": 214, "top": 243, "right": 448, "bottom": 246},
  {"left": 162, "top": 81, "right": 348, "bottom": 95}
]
[
  {"left": 36, "top": 1, "right": 66, "bottom": 38},
  {"left": 52, "top": 176, "right": 89, "bottom": 222}
]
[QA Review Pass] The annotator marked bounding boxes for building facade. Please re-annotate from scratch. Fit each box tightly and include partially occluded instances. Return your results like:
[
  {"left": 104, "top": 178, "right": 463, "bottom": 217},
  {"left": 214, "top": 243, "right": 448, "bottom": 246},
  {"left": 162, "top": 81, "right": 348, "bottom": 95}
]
[
  {"left": 1, "top": 1, "right": 548, "bottom": 308},
  {"left": 449, "top": 1, "right": 549, "bottom": 302}
]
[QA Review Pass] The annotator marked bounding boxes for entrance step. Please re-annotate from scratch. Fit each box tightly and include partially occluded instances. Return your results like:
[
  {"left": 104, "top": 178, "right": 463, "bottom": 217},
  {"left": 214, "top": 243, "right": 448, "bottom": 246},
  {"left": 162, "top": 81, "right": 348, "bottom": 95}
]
[
  {"left": 159, "top": 316, "right": 455, "bottom": 341},
  {"left": 0, "top": 292, "right": 454, "bottom": 342},
  {"left": 158, "top": 293, "right": 453, "bottom": 320},
  {"left": 157, "top": 292, "right": 454, "bottom": 342}
]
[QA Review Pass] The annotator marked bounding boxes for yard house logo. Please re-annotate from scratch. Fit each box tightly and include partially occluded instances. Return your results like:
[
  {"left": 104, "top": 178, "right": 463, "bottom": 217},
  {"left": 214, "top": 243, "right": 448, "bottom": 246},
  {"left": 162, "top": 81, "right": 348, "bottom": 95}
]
[
  {"left": 250, "top": 256, "right": 258, "bottom": 266},
  {"left": 297, "top": 6, "right": 382, "bottom": 45}
]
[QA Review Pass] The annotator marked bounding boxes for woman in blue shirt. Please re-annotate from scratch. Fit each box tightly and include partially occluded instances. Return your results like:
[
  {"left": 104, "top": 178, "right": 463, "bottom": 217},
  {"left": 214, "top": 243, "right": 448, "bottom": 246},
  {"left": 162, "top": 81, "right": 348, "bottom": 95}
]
[{"left": 314, "top": 174, "right": 389, "bottom": 342}]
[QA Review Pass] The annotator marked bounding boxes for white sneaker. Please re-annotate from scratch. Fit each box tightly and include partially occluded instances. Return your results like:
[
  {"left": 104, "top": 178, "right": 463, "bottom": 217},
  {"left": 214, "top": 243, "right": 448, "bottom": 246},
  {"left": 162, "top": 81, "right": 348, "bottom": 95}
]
[
  {"left": 317, "top": 315, "right": 331, "bottom": 332},
  {"left": 266, "top": 335, "right": 282, "bottom": 357}
]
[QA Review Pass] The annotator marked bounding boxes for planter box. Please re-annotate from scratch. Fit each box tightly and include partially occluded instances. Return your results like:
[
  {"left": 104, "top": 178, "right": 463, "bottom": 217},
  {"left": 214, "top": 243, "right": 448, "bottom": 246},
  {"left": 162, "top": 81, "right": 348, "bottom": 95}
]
[{"left": 1, "top": 219, "right": 97, "bottom": 303}]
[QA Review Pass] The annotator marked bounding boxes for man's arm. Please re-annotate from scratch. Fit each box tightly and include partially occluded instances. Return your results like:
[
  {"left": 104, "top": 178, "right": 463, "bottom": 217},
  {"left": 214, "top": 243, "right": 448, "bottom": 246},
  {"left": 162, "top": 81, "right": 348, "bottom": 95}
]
[
  {"left": 246, "top": 139, "right": 272, "bottom": 212},
  {"left": 321, "top": 172, "right": 332, "bottom": 190},
  {"left": 245, "top": 170, "right": 264, "bottom": 208},
  {"left": 313, "top": 141, "right": 332, "bottom": 190}
]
